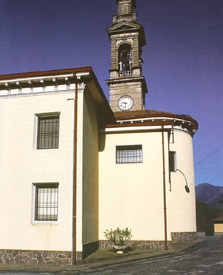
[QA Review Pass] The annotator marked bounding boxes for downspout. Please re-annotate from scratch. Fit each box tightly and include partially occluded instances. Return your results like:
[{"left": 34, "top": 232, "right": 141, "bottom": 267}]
[
  {"left": 72, "top": 79, "right": 78, "bottom": 265},
  {"left": 162, "top": 126, "right": 168, "bottom": 250}
]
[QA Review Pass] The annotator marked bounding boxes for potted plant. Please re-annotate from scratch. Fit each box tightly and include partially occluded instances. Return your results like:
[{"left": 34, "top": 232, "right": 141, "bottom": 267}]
[{"left": 104, "top": 227, "right": 132, "bottom": 253}]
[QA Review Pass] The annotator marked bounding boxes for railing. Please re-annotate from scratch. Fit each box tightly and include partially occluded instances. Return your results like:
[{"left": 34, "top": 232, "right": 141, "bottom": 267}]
[{"left": 119, "top": 70, "right": 132, "bottom": 77}]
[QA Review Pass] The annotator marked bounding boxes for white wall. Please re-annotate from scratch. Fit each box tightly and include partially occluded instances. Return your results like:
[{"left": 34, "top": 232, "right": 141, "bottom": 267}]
[
  {"left": 0, "top": 92, "right": 75, "bottom": 251},
  {"left": 168, "top": 130, "right": 197, "bottom": 234},
  {"left": 99, "top": 128, "right": 196, "bottom": 242},
  {"left": 99, "top": 131, "right": 169, "bottom": 241}
]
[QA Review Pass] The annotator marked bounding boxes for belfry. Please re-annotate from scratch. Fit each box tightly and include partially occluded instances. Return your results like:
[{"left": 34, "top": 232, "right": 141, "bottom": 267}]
[{"left": 106, "top": 0, "right": 148, "bottom": 112}]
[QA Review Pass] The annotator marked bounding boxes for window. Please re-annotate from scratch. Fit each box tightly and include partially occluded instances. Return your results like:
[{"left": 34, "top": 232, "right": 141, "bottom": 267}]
[
  {"left": 37, "top": 115, "right": 59, "bottom": 149},
  {"left": 116, "top": 145, "right": 142, "bottom": 164},
  {"left": 169, "top": 151, "right": 177, "bottom": 172},
  {"left": 118, "top": 44, "right": 132, "bottom": 76},
  {"left": 34, "top": 184, "right": 59, "bottom": 221}
]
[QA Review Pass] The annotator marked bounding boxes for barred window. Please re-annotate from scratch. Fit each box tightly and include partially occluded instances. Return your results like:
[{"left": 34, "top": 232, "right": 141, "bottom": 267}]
[
  {"left": 37, "top": 115, "right": 59, "bottom": 149},
  {"left": 116, "top": 145, "right": 143, "bottom": 164},
  {"left": 169, "top": 151, "right": 177, "bottom": 172},
  {"left": 34, "top": 184, "right": 59, "bottom": 221}
]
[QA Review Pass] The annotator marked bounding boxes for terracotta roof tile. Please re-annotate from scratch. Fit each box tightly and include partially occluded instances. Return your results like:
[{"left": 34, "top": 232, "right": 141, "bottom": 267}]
[{"left": 114, "top": 110, "right": 175, "bottom": 118}]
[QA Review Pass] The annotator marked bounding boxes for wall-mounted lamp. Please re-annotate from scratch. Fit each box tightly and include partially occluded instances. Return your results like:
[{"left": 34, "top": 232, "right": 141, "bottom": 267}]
[{"left": 176, "top": 169, "right": 190, "bottom": 193}]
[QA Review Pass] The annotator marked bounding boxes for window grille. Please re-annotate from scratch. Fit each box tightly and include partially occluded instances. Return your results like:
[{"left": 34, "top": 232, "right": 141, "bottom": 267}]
[
  {"left": 37, "top": 115, "right": 59, "bottom": 149},
  {"left": 116, "top": 145, "right": 143, "bottom": 164},
  {"left": 34, "top": 184, "right": 58, "bottom": 221}
]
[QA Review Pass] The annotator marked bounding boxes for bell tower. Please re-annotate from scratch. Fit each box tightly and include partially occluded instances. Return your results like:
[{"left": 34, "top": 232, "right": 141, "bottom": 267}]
[{"left": 106, "top": 0, "right": 148, "bottom": 112}]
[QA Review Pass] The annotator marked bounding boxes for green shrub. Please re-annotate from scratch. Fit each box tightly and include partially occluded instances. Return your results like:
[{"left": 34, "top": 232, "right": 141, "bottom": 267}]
[{"left": 104, "top": 227, "right": 132, "bottom": 246}]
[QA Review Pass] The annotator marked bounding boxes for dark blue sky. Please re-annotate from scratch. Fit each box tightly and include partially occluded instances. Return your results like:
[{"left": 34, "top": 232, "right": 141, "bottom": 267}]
[{"left": 0, "top": 0, "right": 222, "bottom": 186}]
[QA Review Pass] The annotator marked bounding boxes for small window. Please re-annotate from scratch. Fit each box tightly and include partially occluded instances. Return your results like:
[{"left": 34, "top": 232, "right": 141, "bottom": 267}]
[
  {"left": 34, "top": 184, "right": 59, "bottom": 221},
  {"left": 37, "top": 115, "right": 59, "bottom": 149},
  {"left": 116, "top": 145, "right": 142, "bottom": 164},
  {"left": 169, "top": 151, "right": 176, "bottom": 172}
]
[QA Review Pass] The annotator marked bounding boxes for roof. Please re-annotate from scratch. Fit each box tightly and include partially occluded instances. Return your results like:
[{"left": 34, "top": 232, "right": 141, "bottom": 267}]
[
  {"left": 114, "top": 110, "right": 198, "bottom": 126},
  {"left": 212, "top": 216, "right": 223, "bottom": 223},
  {"left": 114, "top": 110, "right": 175, "bottom": 118},
  {"left": 0, "top": 67, "right": 91, "bottom": 81},
  {"left": 0, "top": 67, "right": 115, "bottom": 125},
  {"left": 106, "top": 110, "right": 199, "bottom": 136}
]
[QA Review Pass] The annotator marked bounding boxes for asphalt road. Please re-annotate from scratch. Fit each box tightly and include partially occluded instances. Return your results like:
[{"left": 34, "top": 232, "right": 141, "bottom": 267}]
[{"left": 1, "top": 237, "right": 223, "bottom": 275}]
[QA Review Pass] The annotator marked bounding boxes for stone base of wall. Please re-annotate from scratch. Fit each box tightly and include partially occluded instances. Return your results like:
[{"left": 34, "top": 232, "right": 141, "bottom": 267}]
[
  {"left": 0, "top": 250, "right": 71, "bottom": 265},
  {"left": 214, "top": 232, "right": 223, "bottom": 237},
  {"left": 171, "top": 232, "right": 197, "bottom": 242},
  {"left": 99, "top": 240, "right": 169, "bottom": 250},
  {"left": 0, "top": 241, "right": 99, "bottom": 265}
]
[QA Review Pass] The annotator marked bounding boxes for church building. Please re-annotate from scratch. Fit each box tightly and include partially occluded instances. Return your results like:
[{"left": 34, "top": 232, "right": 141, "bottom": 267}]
[{"left": 0, "top": 0, "right": 198, "bottom": 265}]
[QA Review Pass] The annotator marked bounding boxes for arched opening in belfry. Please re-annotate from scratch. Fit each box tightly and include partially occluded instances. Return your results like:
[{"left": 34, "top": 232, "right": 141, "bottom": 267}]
[{"left": 118, "top": 44, "right": 132, "bottom": 76}]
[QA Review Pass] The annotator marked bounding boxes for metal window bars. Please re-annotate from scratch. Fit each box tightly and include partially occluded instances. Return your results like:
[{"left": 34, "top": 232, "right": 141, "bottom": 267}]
[
  {"left": 116, "top": 145, "right": 143, "bottom": 164},
  {"left": 35, "top": 185, "right": 58, "bottom": 221},
  {"left": 37, "top": 116, "right": 59, "bottom": 149}
]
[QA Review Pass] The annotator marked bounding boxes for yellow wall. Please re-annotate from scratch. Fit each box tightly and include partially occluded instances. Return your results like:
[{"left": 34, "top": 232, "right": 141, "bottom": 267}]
[
  {"left": 82, "top": 89, "right": 99, "bottom": 245},
  {"left": 214, "top": 224, "right": 223, "bottom": 233}
]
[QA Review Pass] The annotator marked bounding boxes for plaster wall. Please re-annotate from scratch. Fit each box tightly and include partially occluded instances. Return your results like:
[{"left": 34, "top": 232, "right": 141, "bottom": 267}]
[
  {"left": 99, "top": 130, "right": 169, "bottom": 241},
  {"left": 168, "top": 130, "right": 197, "bottom": 234},
  {"left": 214, "top": 224, "right": 223, "bottom": 233},
  {"left": 82, "top": 90, "right": 99, "bottom": 247},
  {"left": 0, "top": 92, "right": 75, "bottom": 251}
]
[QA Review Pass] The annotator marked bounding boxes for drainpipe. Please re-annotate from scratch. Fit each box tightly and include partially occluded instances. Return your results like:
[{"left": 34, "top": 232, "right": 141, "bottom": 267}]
[
  {"left": 162, "top": 127, "right": 168, "bottom": 250},
  {"left": 72, "top": 79, "right": 78, "bottom": 265}
]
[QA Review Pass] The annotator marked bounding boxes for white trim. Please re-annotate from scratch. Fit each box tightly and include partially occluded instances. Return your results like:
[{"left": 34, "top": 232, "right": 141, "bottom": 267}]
[
  {"left": 76, "top": 72, "right": 90, "bottom": 79},
  {"left": 0, "top": 74, "right": 74, "bottom": 84},
  {"left": 104, "top": 125, "right": 171, "bottom": 133},
  {"left": 103, "top": 124, "right": 191, "bottom": 134},
  {"left": 0, "top": 90, "right": 75, "bottom": 99},
  {"left": 116, "top": 116, "right": 193, "bottom": 126}
]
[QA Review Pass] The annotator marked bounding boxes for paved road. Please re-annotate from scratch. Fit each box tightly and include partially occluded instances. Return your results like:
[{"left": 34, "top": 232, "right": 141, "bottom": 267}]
[{"left": 1, "top": 237, "right": 223, "bottom": 275}]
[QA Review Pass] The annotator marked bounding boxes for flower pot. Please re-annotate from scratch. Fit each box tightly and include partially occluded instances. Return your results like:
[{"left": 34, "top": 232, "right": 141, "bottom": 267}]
[{"left": 113, "top": 244, "right": 131, "bottom": 253}]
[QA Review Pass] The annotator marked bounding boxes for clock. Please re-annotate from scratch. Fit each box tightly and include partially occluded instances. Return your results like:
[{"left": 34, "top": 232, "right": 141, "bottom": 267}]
[{"left": 118, "top": 95, "right": 134, "bottom": 111}]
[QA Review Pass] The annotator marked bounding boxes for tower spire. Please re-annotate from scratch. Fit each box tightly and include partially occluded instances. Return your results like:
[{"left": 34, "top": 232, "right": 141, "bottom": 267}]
[{"left": 106, "top": 0, "right": 148, "bottom": 112}]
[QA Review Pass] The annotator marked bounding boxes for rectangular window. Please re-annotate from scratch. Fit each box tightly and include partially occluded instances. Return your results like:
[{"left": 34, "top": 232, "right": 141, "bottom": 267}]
[
  {"left": 37, "top": 115, "right": 59, "bottom": 149},
  {"left": 116, "top": 145, "right": 143, "bottom": 164},
  {"left": 34, "top": 184, "right": 59, "bottom": 221},
  {"left": 169, "top": 151, "right": 177, "bottom": 172}
]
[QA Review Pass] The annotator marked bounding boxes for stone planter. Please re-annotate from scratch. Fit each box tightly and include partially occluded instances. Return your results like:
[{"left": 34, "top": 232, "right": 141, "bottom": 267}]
[{"left": 113, "top": 244, "right": 131, "bottom": 253}]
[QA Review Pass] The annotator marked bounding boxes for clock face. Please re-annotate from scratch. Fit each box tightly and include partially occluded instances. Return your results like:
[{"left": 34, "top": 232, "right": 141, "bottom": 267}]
[{"left": 118, "top": 95, "right": 134, "bottom": 111}]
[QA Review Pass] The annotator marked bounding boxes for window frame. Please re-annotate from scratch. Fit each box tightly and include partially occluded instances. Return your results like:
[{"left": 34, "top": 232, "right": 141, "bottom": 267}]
[
  {"left": 32, "top": 183, "right": 59, "bottom": 223},
  {"left": 36, "top": 113, "right": 60, "bottom": 150},
  {"left": 116, "top": 144, "right": 143, "bottom": 164}
]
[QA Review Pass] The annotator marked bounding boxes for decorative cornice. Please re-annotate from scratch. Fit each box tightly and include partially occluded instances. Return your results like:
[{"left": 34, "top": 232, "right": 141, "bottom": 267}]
[
  {"left": 0, "top": 68, "right": 92, "bottom": 97},
  {"left": 105, "top": 112, "right": 198, "bottom": 136}
]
